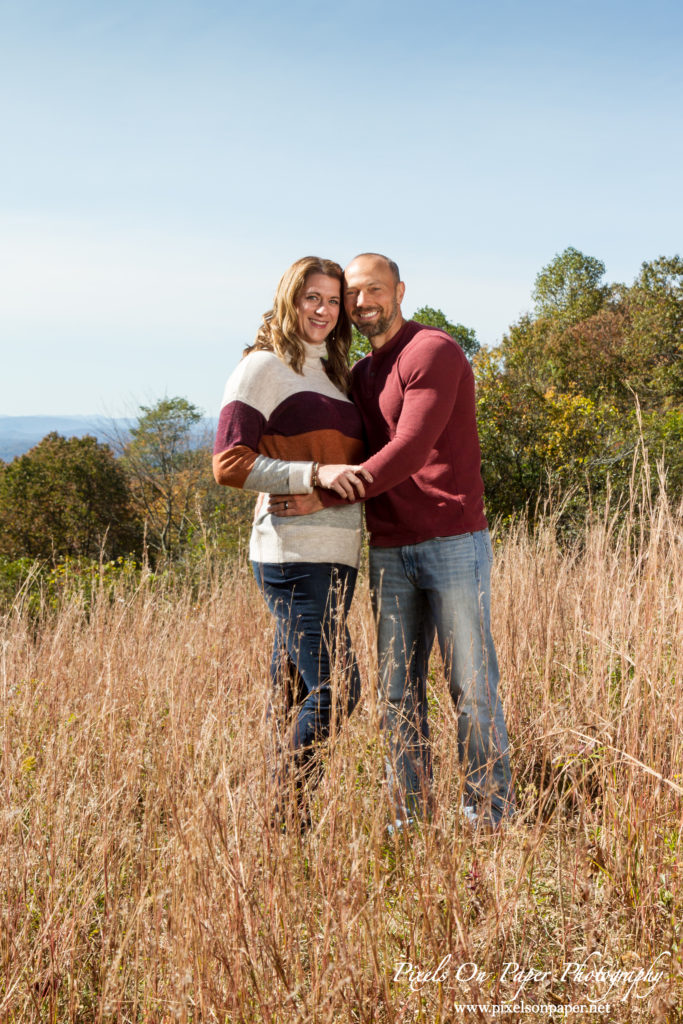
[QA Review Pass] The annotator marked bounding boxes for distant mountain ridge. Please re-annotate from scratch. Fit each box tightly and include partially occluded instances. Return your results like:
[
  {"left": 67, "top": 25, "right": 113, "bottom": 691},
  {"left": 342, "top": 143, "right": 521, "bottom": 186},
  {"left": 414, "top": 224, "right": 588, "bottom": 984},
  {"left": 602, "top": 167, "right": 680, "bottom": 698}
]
[
  {"left": 0, "top": 416, "right": 215, "bottom": 461},
  {"left": 0, "top": 416, "right": 117, "bottom": 461}
]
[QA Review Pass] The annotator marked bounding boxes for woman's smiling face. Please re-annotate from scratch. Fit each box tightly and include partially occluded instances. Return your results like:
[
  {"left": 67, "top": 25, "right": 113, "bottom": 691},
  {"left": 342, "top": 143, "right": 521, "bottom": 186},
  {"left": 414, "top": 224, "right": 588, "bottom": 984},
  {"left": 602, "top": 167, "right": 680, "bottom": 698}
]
[{"left": 294, "top": 273, "right": 341, "bottom": 345}]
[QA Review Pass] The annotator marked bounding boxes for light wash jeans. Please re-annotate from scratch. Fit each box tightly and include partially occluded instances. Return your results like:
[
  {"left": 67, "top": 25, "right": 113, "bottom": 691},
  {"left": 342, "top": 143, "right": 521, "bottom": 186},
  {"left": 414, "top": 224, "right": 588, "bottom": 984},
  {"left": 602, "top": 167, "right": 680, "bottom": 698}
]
[{"left": 369, "top": 530, "right": 514, "bottom": 825}]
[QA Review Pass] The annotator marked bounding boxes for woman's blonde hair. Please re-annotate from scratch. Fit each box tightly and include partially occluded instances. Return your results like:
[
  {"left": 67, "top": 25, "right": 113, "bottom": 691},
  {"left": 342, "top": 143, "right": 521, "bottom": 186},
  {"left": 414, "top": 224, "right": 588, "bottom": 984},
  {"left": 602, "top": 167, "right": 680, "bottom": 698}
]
[{"left": 245, "top": 256, "right": 352, "bottom": 392}]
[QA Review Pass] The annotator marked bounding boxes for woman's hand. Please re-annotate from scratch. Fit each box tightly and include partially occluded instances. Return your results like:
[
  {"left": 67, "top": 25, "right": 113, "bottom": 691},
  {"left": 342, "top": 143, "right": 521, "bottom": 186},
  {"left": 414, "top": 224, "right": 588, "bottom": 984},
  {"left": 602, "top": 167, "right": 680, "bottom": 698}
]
[{"left": 317, "top": 464, "right": 373, "bottom": 500}]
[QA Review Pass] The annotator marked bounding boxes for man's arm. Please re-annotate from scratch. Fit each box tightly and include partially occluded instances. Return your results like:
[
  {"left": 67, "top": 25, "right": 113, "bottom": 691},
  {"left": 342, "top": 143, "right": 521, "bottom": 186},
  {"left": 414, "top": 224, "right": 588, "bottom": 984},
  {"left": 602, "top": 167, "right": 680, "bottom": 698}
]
[
  {"left": 270, "top": 333, "right": 468, "bottom": 517},
  {"left": 318, "top": 333, "right": 467, "bottom": 507}
]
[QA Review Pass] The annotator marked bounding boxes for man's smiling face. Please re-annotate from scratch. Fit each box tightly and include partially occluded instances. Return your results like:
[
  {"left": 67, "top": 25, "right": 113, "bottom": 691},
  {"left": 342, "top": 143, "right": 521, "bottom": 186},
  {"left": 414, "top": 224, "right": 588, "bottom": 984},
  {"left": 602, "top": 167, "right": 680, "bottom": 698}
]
[{"left": 343, "top": 255, "right": 405, "bottom": 348}]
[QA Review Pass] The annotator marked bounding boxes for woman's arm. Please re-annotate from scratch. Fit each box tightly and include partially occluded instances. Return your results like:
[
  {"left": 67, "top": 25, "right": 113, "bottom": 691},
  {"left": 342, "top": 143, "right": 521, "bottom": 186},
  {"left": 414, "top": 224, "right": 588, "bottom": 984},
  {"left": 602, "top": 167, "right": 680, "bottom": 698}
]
[
  {"left": 213, "top": 443, "right": 315, "bottom": 495},
  {"left": 317, "top": 333, "right": 467, "bottom": 507},
  {"left": 267, "top": 464, "right": 373, "bottom": 517},
  {"left": 213, "top": 352, "right": 371, "bottom": 498},
  {"left": 213, "top": 353, "right": 315, "bottom": 494}
]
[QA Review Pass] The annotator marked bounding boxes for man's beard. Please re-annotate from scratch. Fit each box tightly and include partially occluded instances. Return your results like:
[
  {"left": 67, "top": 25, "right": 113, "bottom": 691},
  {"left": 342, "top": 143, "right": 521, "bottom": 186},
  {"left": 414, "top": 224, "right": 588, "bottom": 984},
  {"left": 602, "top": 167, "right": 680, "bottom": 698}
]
[{"left": 352, "top": 299, "right": 399, "bottom": 338}]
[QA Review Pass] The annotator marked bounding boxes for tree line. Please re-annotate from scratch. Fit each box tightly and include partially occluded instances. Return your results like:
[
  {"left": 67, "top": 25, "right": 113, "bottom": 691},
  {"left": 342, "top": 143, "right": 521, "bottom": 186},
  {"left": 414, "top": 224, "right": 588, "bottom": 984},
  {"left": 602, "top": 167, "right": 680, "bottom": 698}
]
[
  {"left": 1, "top": 248, "right": 681, "bottom": 573},
  {"left": 0, "top": 399, "right": 254, "bottom": 568},
  {"left": 474, "top": 248, "right": 682, "bottom": 522}
]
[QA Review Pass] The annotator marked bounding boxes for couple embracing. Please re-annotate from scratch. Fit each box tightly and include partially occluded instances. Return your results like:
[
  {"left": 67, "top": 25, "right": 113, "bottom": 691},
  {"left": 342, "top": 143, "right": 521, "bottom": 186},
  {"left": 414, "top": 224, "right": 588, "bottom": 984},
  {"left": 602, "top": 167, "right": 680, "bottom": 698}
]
[{"left": 213, "top": 253, "right": 514, "bottom": 834}]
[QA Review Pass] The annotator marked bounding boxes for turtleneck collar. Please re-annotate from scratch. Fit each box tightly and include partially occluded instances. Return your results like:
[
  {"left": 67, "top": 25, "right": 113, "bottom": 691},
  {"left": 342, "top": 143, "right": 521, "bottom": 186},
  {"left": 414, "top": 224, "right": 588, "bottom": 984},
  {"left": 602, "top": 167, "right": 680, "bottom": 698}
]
[{"left": 303, "top": 340, "right": 328, "bottom": 364}]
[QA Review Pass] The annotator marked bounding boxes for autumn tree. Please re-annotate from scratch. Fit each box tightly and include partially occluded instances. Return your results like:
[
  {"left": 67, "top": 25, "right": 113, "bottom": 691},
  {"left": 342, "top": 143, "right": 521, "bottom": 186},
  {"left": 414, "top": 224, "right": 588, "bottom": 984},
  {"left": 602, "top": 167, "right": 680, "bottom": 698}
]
[
  {"left": 622, "top": 255, "right": 683, "bottom": 406},
  {"left": 475, "top": 250, "right": 683, "bottom": 523},
  {"left": 0, "top": 433, "right": 140, "bottom": 560},
  {"left": 121, "top": 397, "right": 208, "bottom": 559}
]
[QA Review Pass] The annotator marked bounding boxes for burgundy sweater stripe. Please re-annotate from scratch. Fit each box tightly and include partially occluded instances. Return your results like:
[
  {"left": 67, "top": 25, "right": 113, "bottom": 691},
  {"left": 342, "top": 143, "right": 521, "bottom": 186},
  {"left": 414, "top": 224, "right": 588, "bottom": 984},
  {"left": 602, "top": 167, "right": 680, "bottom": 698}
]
[
  {"left": 214, "top": 401, "right": 266, "bottom": 455},
  {"left": 264, "top": 392, "right": 365, "bottom": 439},
  {"left": 214, "top": 393, "right": 364, "bottom": 456}
]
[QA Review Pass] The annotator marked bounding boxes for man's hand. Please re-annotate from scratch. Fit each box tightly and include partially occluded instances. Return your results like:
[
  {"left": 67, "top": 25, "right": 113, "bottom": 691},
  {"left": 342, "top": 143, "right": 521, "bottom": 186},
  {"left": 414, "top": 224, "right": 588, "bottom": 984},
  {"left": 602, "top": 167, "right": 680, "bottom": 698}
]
[
  {"left": 268, "top": 492, "right": 324, "bottom": 517},
  {"left": 317, "top": 464, "right": 373, "bottom": 499}
]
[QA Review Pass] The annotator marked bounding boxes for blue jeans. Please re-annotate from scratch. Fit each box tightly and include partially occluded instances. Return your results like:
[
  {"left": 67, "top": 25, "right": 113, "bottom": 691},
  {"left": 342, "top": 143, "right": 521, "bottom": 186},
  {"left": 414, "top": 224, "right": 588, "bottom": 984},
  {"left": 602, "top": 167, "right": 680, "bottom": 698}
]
[
  {"left": 369, "top": 530, "right": 514, "bottom": 825},
  {"left": 252, "top": 561, "right": 361, "bottom": 813}
]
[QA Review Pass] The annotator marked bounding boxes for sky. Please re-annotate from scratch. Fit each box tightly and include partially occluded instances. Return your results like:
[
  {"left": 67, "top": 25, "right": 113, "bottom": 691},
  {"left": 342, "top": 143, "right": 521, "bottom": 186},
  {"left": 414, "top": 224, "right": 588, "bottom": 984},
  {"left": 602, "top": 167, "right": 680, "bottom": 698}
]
[{"left": 1, "top": 0, "right": 682, "bottom": 418}]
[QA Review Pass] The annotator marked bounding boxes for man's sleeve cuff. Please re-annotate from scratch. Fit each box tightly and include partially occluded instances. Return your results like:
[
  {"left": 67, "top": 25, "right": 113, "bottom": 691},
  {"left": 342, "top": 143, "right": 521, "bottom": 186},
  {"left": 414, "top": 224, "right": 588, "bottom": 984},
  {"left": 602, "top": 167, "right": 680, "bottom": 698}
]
[{"left": 317, "top": 487, "right": 346, "bottom": 507}]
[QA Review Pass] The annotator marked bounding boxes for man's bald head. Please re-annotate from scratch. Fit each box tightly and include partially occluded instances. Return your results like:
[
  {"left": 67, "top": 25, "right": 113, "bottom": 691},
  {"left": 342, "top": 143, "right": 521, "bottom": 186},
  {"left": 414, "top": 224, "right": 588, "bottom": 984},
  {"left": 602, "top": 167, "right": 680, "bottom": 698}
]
[{"left": 347, "top": 253, "right": 401, "bottom": 285}]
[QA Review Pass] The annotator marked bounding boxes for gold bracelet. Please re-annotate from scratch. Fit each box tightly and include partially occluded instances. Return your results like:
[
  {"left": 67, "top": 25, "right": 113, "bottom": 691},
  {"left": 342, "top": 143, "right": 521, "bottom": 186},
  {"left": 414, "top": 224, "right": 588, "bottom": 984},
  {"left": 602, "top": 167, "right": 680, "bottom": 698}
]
[{"left": 312, "top": 462, "right": 320, "bottom": 488}]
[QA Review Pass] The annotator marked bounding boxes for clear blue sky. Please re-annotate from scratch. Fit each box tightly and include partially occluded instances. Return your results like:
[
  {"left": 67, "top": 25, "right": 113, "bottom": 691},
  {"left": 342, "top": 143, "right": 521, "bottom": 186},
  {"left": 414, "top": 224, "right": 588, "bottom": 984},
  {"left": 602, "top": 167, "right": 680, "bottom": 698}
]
[{"left": 2, "top": 0, "right": 682, "bottom": 417}]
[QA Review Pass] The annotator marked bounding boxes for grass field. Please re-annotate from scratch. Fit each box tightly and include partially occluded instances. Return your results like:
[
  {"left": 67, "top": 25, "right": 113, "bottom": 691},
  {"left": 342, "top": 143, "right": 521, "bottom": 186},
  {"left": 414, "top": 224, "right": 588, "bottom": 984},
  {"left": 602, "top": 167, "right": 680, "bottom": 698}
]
[{"left": 2, "top": 491, "right": 682, "bottom": 1022}]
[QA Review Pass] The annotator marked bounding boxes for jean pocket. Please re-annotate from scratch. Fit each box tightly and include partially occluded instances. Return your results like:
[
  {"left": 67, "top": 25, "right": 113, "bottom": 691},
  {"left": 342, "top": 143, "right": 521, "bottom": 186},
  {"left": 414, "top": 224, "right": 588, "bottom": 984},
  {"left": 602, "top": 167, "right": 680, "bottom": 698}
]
[{"left": 480, "top": 530, "right": 494, "bottom": 566}]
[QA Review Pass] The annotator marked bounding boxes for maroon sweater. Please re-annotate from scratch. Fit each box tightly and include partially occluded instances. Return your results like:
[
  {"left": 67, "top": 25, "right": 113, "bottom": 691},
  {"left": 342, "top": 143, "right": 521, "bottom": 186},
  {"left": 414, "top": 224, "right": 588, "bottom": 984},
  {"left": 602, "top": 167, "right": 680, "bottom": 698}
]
[{"left": 322, "top": 320, "right": 487, "bottom": 547}]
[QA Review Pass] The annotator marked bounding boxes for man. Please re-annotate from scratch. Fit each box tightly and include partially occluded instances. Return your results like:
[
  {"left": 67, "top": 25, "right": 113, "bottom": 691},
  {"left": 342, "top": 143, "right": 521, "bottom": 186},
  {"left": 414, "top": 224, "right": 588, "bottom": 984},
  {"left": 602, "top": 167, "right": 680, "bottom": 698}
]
[{"left": 271, "top": 253, "right": 514, "bottom": 829}]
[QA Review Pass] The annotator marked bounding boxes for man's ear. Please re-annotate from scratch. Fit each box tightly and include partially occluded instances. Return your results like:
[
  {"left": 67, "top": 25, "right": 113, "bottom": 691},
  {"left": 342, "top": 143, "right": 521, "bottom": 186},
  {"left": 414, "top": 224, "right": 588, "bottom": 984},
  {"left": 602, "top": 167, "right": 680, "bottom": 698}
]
[{"left": 396, "top": 281, "right": 406, "bottom": 305}]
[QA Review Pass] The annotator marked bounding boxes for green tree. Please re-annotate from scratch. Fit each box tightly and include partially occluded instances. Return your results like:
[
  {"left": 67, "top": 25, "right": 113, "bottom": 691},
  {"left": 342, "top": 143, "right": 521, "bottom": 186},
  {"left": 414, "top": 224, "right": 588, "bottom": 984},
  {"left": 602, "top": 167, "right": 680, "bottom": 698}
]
[
  {"left": 474, "top": 348, "right": 549, "bottom": 520},
  {"left": 477, "top": 249, "right": 683, "bottom": 523},
  {"left": 532, "top": 246, "right": 609, "bottom": 324},
  {"left": 349, "top": 326, "right": 371, "bottom": 364},
  {"left": 475, "top": 349, "right": 627, "bottom": 524},
  {"left": 622, "top": 255, "right": 683, "bottom": 405},
  {"left": 122, "top": 397, "right": 206, "bottom": 558},
  {"left": 412, "top": 306, "right": 480, "bottom": 361},
  {"left": 0, "top": 433, "right": 140, "bottom": 560}
]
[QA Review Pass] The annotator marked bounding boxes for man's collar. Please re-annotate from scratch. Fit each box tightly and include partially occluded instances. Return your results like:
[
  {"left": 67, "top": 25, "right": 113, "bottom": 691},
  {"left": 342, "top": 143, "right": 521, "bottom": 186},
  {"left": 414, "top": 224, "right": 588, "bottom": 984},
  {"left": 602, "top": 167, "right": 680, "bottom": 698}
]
[{"left": 370, "top": 319, "right": 412, "bottom": 359}]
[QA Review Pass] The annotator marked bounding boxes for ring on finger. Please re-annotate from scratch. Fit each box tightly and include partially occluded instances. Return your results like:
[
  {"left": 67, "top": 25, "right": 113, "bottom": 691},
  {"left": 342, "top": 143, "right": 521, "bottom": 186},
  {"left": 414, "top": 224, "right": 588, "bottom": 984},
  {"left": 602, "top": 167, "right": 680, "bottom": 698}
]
[{"left": 284, "top": 501, "right": 289, "bottom": 510}]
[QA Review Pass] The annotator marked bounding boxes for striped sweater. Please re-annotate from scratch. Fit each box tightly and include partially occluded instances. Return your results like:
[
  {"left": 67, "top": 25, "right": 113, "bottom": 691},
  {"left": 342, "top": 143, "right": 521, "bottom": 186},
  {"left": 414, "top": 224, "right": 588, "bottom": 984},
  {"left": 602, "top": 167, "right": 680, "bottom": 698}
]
[{"left": 213, "top": 342, "right": 364, "bottom": 567}]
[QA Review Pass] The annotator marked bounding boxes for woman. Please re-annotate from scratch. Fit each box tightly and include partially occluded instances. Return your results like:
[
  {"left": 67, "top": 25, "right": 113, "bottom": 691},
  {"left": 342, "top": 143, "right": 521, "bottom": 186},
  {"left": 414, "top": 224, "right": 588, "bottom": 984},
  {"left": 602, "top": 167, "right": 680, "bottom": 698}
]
[{"left": 213, "top": 256, "right": 371, "bottom": 829}]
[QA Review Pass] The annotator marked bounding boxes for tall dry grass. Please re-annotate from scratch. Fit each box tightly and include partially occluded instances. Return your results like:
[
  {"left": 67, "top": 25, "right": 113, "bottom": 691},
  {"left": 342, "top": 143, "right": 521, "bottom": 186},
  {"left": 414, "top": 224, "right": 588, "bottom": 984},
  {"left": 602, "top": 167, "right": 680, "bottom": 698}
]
[{"left": 1, "top": 489, "right": 682, "bottom": 1022}]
